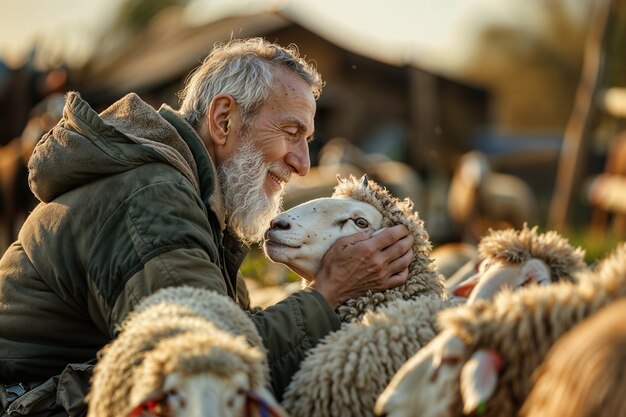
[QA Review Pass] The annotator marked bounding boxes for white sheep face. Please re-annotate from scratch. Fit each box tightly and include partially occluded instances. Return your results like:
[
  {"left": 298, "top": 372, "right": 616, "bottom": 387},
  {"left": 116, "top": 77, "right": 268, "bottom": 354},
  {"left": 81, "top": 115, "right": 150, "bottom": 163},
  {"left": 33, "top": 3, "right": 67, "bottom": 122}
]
[
  {"left": 263, "top": 197, "right": 384, "bottom": 280},
  {"left": 377, "top": 330, "right": 504, "bottom": 417},
  {"left": 162, "top": 371, "right": 250, "bottom": 417},
  {"left": 376, "top": 330, "right": 466, "bottom": 417},
  {"left": 452, "top": 258, "right": 550, "bottom": 302}
]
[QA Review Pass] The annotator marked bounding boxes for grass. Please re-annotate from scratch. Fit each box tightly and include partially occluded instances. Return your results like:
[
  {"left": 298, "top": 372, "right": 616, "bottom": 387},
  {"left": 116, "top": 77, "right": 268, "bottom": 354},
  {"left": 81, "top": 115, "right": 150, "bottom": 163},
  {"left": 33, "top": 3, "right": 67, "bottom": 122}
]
[
  {"left": 564, "top": 228, "right": 622, "bottom": 265},
  {"left": 240, "top": 246, "right": 301, "bottom": 286}
]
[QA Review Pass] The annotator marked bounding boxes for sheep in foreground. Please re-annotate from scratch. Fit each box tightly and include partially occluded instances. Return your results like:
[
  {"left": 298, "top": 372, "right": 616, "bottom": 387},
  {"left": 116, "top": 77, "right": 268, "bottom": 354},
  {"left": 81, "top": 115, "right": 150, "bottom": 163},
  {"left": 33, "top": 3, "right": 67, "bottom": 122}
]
[
  {"left": 450, "top": 224, "right": 586, "bottom": 301},
  {"left": 87, "top": 286, "right": 286, "bottom": 417},
  {"left": 376, "top": 243, "right": 626, "bottom": 417},
  {"left": 520, "top": 297, "right": 626, "bottom": 417},
  {"left": 280, "top": 226, "right": 584, "bottom": 417},
  {"left": 264, "top": 174, "right": 446, "bottom": 322}
]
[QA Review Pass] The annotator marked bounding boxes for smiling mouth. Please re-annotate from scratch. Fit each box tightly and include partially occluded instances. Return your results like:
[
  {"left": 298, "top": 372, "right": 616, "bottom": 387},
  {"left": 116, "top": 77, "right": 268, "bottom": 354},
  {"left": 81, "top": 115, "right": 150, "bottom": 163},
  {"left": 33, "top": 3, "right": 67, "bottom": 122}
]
[{"left": 268, "top": 172, "right": 288, "bottom": 187}]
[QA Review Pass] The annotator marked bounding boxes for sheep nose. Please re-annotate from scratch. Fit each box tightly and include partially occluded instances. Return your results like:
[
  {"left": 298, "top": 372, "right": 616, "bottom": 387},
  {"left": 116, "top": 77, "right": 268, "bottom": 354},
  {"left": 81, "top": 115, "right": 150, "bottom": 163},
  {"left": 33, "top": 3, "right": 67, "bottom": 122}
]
[{"left": 269, "top": 218, "right": 291, "bottom": 230}]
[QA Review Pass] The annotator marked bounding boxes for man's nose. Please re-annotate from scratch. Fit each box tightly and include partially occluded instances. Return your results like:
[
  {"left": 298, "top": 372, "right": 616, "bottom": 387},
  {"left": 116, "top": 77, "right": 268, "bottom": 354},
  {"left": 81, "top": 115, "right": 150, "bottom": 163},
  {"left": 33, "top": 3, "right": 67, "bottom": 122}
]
[{"left": 285, "top": 142, "right": 310, "bottom": 176}]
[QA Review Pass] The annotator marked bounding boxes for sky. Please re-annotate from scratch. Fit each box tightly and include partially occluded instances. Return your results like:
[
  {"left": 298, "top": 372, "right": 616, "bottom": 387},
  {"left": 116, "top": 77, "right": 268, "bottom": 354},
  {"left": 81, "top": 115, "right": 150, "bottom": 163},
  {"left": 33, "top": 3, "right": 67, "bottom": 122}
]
[
  {"left": 0, "top": 0, "right": 121, "bottom": 66},
  {"left": 0, "top": 0, "right": 474, "bottom": 72},
  {"left": 0, "top": 0, "right": 590, "bottom": 78}
]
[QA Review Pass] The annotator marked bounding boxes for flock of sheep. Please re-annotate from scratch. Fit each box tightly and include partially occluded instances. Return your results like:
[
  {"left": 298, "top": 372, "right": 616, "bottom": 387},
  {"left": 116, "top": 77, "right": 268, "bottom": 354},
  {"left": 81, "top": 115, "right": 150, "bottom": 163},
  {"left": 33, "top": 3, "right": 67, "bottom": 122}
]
[{"left": 86, "top": 175, "right": 626, "bottom": 417}]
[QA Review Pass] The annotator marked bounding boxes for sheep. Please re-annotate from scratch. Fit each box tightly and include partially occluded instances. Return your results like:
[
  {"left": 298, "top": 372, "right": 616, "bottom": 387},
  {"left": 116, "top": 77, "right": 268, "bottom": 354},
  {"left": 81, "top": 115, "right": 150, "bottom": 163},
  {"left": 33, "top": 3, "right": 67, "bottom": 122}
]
[
  {"left": 375, "top": 243, "right": 626, "bottom": 417},
  {"left": 86, "top": 286, "right": 286, "bottom": 417},
  {"left": 449, "top": 224, "right": 586, "bottom": 302},
  {"left": 447, "top": 150, "right": 538, "bottom": 244},
  {"left": 264, "top": 174, "right": 446, "bottom": 323},
  {"left": 520, "top": 297, "right": 626, "bottom": 417}
]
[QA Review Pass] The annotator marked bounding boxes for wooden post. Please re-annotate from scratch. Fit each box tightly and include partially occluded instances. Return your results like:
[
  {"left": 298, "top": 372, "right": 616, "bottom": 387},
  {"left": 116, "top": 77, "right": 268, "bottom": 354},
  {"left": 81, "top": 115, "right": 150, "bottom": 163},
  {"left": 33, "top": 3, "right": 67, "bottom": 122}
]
[
  {"left": 408, "top": 67, "right": 440, "bottom": 174},
  {"left": 548, "top": 0, "right": 613, "bottom": 230}
]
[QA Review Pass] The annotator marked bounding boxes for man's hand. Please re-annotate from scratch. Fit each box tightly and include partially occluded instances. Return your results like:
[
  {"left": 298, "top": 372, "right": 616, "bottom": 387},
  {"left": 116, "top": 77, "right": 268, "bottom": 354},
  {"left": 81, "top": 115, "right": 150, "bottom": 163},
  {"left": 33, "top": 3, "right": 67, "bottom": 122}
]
[{"left": 310, "top": 224, "right": 414, "bottom": 309}]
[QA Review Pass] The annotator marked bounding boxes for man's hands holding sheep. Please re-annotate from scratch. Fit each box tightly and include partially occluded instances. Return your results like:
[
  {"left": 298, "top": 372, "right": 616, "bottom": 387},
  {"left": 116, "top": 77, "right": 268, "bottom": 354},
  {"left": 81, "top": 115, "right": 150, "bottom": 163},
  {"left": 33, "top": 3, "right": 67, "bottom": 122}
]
[{"left": 311, "top": 224, "right": 414, "bottom": 309}]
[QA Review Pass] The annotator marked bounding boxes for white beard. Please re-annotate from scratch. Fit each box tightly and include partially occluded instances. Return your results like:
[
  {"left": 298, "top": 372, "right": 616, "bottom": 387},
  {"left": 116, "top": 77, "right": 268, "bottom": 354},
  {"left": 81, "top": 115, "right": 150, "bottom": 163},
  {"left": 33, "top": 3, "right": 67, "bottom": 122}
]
[{"left": 218, "top": 136, "right": 290, "bottom": 245}]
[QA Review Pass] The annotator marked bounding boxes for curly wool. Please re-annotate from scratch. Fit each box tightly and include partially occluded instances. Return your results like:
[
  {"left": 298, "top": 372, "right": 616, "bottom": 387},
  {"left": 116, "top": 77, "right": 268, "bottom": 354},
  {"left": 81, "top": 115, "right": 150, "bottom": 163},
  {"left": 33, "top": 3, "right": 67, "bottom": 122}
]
[
  {"left": 87, "top": 287, "right": 267, "bottom": 417},
  {"left": 282, "top": 296, "right": 457, "bottom": 417},
  {"left": 478, "top": 224, "right": 586, "bottom": 282},
  {"left": 437, "top": 243, "right": 626, "bottom": 417},
  {"left": 332, "top": 175, "right": 445, "bottom": 322},
  {"left": 520, "top": 298, "right": 626, "bottom": 417},
  {"left": 131, "top": 285, "right": 265, "bottom": 351}
]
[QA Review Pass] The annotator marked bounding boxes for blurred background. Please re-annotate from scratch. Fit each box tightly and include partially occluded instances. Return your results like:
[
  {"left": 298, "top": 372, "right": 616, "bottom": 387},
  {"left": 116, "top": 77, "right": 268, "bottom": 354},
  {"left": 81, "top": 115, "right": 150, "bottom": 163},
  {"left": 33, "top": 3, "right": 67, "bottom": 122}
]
[{"left": 1, "top": 0, "right": 625, "bottom": 286}]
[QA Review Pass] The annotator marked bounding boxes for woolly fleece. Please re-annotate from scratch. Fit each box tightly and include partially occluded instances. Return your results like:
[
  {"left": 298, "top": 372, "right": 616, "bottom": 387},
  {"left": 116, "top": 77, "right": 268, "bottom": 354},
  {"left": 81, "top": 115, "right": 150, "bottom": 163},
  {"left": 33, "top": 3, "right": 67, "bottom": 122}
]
[
  {"left": 520, "top": 298, "right": 626, "bottom": 417},
  {"left": 282, "top": 295, "right": 456, "bottom": 417}
]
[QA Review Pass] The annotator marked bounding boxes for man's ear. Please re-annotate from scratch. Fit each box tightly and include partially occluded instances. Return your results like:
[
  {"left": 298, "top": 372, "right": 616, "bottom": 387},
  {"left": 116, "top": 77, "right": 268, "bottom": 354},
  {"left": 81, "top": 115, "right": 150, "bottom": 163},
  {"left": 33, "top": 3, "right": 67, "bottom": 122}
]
[{"left": 208, "top": 94, "right": 236, "bottom": 146}]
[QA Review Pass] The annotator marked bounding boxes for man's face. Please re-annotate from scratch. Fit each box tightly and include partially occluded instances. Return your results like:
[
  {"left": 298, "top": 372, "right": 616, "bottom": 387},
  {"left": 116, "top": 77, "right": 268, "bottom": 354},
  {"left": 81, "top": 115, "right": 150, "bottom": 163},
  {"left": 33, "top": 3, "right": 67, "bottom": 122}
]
[
  {"left": 219, "top": 69, "right": 316, "bottom": 244},
  {"left": 246, "top": 68, "right": 316, "bottom": 194}
]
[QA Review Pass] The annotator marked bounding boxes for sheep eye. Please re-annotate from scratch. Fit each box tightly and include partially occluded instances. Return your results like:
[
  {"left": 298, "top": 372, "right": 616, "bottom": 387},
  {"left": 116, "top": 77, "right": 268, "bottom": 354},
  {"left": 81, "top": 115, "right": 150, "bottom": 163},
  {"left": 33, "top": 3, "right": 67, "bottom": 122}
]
[{"left": 354, "top": 218, "right": 369, "bottom": 228}]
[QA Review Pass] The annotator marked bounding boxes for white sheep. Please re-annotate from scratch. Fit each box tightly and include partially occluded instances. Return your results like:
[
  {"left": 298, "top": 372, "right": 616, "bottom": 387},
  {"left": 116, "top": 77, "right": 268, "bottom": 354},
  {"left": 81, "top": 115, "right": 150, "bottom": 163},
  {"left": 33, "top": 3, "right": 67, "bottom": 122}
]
[
  {"left": 86, "top": 286, "right": 287, "bottom": 417},
  {"left": 450, "top": 224, "right": 586, "bottom": 301},
  {"left": 376, "top": 243, "right": 626, "bottom": 417},
  {"left": 264, "top": 174, "right": 446, "bottom": 322},
  {"left": 520, "top": 297, "right": 626, "bottom": 417}
]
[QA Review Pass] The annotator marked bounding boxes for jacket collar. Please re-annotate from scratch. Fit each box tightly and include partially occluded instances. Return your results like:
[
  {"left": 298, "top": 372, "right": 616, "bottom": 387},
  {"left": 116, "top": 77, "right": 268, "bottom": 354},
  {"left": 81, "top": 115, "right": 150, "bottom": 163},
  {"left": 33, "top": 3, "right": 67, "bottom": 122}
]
[{"left": 158, "top": 105, "right": 226, "bottom": 232}]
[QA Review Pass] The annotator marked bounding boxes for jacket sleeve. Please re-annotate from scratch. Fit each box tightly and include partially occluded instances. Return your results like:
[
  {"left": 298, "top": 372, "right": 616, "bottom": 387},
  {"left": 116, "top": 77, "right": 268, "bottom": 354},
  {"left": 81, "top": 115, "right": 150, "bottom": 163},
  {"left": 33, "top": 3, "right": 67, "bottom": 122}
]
[
  {"left": 248, "top": 287, "right": 342, "bottom": 401},
  {"left": 108, "top": 247, "right": 231, "bottom": 335}
]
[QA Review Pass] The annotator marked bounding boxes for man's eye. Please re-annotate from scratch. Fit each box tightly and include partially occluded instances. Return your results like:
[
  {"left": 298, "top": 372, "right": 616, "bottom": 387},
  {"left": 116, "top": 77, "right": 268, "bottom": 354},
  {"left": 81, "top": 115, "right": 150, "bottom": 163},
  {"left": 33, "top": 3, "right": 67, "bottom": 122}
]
[
  {"left": 353, "top": 218, "right": 369, "bottom": 228},
  {"left": 284, "top": 129, "right": 298, "bottom": 137}
]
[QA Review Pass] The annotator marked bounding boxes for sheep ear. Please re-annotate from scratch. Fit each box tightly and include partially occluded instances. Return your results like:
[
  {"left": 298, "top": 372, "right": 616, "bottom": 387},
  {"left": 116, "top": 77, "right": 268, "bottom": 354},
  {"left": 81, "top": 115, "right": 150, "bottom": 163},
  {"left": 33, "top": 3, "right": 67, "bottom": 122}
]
[
  {"left": 360, "top": 174, "right": 369, "bottom": 188},
  {"left": 431, "top": 332, "right": 465, "bottom": 377},
  {"left": 521, "top": 258, "right": 551, "bottom": 285},
  {"left": 460, "top": 349, "right": 503, "bottom": 414},
  {"left": 452, "top": 274, "right": 480, "bottom": 298},
  {"left": 249, "top": 387, "right": 290, "bottom": 417}
]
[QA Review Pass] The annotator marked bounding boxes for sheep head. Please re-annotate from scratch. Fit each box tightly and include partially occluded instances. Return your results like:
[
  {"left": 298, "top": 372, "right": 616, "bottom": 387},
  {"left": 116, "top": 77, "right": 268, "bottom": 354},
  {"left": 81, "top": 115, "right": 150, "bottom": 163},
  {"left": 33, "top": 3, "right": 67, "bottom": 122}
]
[
  {"left": 451, "top": 225, "right": 586, "bottom": 302},
  {"left": 125, "top": 330, "right": 285, "bottom": 417},
  {"left": 263, "top": 196, "right": 384, "bottom": 280},
  {"left": 128, "top": 371, "right": 286, "bottom": 417},
  {"left": 452, "top": 258, "right": 551, "bottom": 302},
  {"left": 375, "top": 330, "right": 503, "bottom": 417}
]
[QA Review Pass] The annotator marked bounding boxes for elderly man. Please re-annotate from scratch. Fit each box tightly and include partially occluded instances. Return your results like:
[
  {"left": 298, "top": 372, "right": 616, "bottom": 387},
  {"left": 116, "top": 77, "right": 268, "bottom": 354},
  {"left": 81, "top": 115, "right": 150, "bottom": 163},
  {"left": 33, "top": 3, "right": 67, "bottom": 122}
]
[{"left": 0, "top": 38, "right": 413, "bottom": 416}]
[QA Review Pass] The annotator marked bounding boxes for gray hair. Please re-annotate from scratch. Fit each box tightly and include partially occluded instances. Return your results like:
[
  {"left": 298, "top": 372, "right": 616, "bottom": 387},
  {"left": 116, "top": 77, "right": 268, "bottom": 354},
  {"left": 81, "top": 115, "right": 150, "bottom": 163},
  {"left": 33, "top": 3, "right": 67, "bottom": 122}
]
[{"left": 178, "top": 37, "right": 324, "bottom": 127}]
